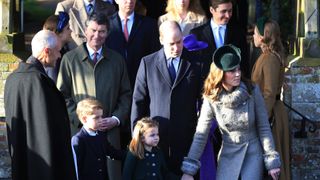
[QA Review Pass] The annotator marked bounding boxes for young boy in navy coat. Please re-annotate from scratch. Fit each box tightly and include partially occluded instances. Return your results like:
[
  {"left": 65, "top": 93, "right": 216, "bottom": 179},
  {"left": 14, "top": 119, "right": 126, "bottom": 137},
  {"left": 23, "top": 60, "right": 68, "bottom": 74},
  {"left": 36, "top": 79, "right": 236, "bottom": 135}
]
[{"left": 72, "top": 98, "right": 126, "bottom": 180}]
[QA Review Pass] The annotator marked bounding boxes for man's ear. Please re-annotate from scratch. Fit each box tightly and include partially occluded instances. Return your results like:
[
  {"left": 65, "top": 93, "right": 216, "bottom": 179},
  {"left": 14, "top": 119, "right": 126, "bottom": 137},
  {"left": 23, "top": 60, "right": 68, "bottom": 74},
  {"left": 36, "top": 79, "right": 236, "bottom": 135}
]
[
  {"left": 81, "top": 116, "right": 87, "bottom": 124},
  {"left": 159, "top": 36, "right": 163, "bottom": 45},
  {"left": 209, "top": 6, "right": 215, "bottom": 14}
]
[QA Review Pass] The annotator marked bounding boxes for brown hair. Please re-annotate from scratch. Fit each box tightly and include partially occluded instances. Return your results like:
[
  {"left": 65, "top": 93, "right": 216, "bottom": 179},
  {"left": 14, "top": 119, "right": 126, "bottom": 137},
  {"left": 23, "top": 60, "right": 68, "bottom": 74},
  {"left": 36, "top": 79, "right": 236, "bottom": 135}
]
[
  {"left": 209, "top": 0, "right": 233, "bottom": 9},
  {"left": 257, "top": 19, "right": 286, "bottom": 67},
  {"left": 76, "top": 98, "right": 104, "bottom": 123},
  {"left": 129, "top": 117, "right": 159, "bottom": 159},
  {"left": 203, "top": 63, "right": 253, "bottom": 101}
]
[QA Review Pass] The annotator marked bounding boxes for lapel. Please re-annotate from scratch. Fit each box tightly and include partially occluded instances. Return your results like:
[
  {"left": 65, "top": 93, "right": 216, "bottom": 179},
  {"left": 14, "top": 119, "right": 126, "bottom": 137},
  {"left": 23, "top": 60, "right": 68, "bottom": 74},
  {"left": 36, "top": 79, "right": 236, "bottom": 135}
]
[
  {"left": 69, "top": 0, "right": 88, "bottom": 36},
  {"left": 128, "top": 14, "right": 143, "bottom": 43},
  {"left": 224, "top": 23, "right": 233, "bottom": 44},
  {"left": 202, "top": 22, "right": 217, "bottom": 50},
  {"left": 173, "top": 50, "right": 191, "bottom": 88},
  {"left": 156, "top": 49, "right": 172, "bottom": 87},
  {"left": 113, "top": 14, "right": 127, "bottom": 42}
]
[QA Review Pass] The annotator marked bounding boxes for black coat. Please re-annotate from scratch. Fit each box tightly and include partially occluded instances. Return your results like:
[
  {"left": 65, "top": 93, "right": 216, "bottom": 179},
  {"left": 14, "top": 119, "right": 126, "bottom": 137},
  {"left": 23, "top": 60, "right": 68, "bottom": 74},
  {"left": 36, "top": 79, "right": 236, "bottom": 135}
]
[
  {"left": 4, "top": 56, "right": 76, "bottom": 180},
  {"left": 72, "top": 128, "right": 126, "bottom": 180},
  {"left": 106, "top": 13, "right": 161, "bottom": 87},
  {"left": 190, "top": 21, "right": 249, "bottom": 78},
  {"left": 131, "top": 48, "right": 201, "bottom": 175}
]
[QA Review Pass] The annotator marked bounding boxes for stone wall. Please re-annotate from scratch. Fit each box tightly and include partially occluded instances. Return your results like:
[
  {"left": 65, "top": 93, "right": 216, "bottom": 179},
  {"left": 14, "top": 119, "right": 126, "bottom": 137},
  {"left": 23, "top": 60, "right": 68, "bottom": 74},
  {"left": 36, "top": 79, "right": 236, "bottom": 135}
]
[
  {"left": 0, "top": 53, "right": 19, "bottom": 178},
  {"left": 285, "top": 57, "right": 320, "bottom": 180}
]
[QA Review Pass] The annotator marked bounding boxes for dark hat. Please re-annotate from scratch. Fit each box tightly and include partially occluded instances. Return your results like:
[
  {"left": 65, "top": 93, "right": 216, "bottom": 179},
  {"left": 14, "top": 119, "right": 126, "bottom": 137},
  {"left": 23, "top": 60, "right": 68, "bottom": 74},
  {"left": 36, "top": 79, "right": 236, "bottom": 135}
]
[
  {"left": 183, "top": 34, "right": 208, "bottom": 51},
  {"left": 213, "top": 44, "right": 241, "bottom": 71}
]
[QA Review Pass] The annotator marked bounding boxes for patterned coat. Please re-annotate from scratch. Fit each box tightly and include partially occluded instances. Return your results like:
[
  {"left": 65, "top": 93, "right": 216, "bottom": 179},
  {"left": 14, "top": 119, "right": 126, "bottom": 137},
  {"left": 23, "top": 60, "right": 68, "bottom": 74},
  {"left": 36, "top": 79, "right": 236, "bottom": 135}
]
[
  {"left": 251, "top": 52, "right": 291, "bottom": 180},
  {"left": 182, "top": 83, "right": 281, "bottom": 180}
]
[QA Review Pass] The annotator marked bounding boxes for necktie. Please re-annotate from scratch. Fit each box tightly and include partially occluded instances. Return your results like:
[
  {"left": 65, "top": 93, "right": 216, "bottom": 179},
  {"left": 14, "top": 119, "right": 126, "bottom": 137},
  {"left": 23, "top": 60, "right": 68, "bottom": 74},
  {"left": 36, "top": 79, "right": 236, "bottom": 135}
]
[
  {"left": 123, "top": 18, "right": 129, "bottom": 41},
  {"left": 92, "top": 52, "right": 98, "bottom": 65},
  {"left": 168, "top": 58, "right": 176, "bottom": 83},
  {"left": 216, "top": 26, "right": 224, "bottom": 48},
  {"left": 88, "top": 4, "right": 94, "bottom": 16}
]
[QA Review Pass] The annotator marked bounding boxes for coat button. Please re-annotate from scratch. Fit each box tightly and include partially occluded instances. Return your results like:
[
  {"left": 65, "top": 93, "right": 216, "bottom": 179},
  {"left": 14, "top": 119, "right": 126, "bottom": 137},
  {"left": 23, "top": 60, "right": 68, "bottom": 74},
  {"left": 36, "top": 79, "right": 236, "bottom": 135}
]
[
  {"left": 152, "top": 173, "right": 156, "bottom": 176},
  {"left": 99, "top": 169, "right": 102, "bottom": 172},
  {"left": 151, "top": 153, "right": 155, "bottom": 157},
  {"left": 152, "top": 163, "right": 156, "bottom": 166},
  {"left": 145, "top": 153, "right": 149, "bottom": 157},
  {"left": 97, "top": 158, "right": 101, "bottom": 161}
]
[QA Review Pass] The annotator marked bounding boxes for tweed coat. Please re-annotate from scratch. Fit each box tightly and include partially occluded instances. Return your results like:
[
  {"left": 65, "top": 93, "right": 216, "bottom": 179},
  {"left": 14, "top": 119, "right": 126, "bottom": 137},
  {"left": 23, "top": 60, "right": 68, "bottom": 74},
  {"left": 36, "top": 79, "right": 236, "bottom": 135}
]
[
  {"left": 55, "top": 0, "right": 115, "bottom": 48},
  {"left": 158, "top": 12, "right": 207, "bottom": 36},
  {"left": 251, "top": 52, "right": 291, "bottom": 180},
  {"left": 190, "top": 20, "right": 249, "bottom": 78},
  {"left": 106, "top": 12, "right": 161, "bottom": 87},
  {"left": 57, "top": 43, "right": 131, "bottom": 179},
  {"left": 181, "top": 83, "right": 281, "bottom": 180},
  {"left": 131, "top": 48, "right": 202, "bottom": 175},
  {"left": 5, "top": 57, "right": 76, "bottom": 180}
]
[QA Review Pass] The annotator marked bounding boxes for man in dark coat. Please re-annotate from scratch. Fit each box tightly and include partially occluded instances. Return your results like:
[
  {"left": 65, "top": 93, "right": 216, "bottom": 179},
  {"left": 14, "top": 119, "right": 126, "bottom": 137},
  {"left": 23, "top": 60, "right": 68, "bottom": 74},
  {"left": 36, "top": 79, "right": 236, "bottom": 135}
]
[
  {"left": 4, "top": 30, "right": 76, "bottom": 180},
  {"left": 131, "top": 21, "right": 202, "bottom": 176},
  {"left": 190, "top": 0, "right": 249, "bottom": 78},
  {"left": 106, "top": 0, "right": 160, "bottom": 87}
]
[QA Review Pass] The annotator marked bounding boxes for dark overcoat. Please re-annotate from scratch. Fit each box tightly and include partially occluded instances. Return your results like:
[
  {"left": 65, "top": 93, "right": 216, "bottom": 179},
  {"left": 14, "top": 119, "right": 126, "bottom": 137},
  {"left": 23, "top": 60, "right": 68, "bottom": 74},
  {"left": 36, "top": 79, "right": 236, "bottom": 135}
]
[
  {"left": 72, "top": 128, "right": 125, "bottom": 180},
  {"left": 4, "top": 57, "right": 76, "bottom": 180},
  {"left": 106, "top": 13, "right": 161, "bottom": 87},
  {"left": 131, "top": 48, "right": 201, "bottom": 175}
]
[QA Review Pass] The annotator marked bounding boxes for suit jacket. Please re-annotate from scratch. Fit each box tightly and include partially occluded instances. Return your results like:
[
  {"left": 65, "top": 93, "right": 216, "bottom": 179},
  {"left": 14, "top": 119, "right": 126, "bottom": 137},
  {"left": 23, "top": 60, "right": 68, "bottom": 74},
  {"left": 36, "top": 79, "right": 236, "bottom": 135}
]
[
  {"left": 72, "top": 128, "right": 125, "bottom": 180},
  {"left": 55, "top": 0, "right": 116, "bottom": 48},
  {"left": 190, "top": 20, "right": 249, "bottom": 78},
  {"left": 5, "top": 57, "right": 76, "bottom": 180},
  {"left": 131, "top": 48, "right": 202, "bottom": 175},
  {"left": 106, "top": 13, "right": 161, "bottom": 87}
]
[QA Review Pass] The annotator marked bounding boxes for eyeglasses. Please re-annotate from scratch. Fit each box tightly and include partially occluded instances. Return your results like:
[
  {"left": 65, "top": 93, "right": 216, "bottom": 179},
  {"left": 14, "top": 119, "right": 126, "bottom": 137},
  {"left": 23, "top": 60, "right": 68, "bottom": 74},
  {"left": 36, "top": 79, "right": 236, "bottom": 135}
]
[{"left": 57, "top": 11, "right": 70, "bottom": 33}]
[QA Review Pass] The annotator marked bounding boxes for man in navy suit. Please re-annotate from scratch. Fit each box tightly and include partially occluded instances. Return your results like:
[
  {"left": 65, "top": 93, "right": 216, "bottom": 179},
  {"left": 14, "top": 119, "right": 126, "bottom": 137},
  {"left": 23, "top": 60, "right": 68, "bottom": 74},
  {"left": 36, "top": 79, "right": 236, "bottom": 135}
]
[
  {"left": 131, "top": 21, "right": 202, "bottom": 176},
  {"left": 190, "top": 0, "right": 249, "bottom": 78},
  {"left": 106, "top": 0, "right": 161, "bottom": 88}
]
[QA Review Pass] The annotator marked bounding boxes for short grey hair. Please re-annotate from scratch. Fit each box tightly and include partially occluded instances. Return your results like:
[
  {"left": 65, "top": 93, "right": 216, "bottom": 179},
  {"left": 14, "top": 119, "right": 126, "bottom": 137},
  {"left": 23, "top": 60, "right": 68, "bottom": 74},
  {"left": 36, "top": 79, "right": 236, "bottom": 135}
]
[{"left": 31, "top": 30, "right": 58, "bottom": 57}]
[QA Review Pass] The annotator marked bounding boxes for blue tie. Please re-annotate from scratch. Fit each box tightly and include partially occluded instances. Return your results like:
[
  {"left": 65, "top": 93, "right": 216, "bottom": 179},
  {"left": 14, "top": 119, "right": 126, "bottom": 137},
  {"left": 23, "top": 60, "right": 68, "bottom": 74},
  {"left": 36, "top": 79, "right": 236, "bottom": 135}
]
[
  {"left": 168, "top": 58, "right": 176, "bottom": 83},
  {"left": 216, "top": 26, "right": 224, "bottom": 48},
  {"left": 88, "top": 4, "right": 94, "bottom": 15}
]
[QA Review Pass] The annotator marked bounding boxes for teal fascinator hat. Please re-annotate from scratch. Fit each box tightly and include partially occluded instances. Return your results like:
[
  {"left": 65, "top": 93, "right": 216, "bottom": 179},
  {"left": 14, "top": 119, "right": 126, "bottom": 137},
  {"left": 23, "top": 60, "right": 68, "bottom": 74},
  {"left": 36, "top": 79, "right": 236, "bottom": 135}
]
[{"left": 213, "top": 44, "right": 241, "bottom": 71}]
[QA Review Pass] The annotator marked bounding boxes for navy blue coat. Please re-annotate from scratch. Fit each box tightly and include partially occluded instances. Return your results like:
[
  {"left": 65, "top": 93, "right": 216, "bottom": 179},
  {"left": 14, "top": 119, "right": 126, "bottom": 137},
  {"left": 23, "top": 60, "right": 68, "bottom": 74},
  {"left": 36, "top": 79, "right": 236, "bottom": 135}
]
[
  {"left": 106, "top": 13, "right": 161, "bottom": 87},
  {"left": 72, "top": 128, "right": 126, "bottom": 180},
  {"left": 131, "top": 48, "right": 202, "bottom": 175}
]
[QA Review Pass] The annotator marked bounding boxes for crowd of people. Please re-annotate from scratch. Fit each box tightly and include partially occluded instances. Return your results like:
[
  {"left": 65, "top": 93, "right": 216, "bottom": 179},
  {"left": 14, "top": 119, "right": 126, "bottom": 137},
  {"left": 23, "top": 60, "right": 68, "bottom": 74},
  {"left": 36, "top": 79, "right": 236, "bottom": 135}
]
[{"left": 4, "top": 0, "right": 290, "bottom": 180}]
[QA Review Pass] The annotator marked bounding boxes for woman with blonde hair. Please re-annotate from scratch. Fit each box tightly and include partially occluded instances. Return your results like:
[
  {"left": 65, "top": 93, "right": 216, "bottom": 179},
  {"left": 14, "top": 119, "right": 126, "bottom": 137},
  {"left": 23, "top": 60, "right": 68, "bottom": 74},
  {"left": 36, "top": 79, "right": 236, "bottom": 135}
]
[
  {"left": 158, "top": 0, "right": 207, "bottom": 35},
  {"left": 252, "top": 17, "right": 290, "bottom": 180},
  {"left": 181, "top": 45, "right": 281, "bottom": 180}
]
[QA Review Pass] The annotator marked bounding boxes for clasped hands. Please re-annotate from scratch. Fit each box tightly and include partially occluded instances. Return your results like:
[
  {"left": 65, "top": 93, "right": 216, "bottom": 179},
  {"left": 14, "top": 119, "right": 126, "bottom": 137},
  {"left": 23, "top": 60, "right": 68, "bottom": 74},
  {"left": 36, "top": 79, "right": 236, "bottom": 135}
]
[{"left": 97, "top": 117, "right": 118, "bottom": 131}]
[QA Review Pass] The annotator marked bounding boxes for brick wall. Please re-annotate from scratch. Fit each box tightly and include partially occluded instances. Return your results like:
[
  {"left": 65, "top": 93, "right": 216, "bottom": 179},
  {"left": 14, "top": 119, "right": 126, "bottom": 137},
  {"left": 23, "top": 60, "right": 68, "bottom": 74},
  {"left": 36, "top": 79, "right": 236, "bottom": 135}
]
[
  {"left": 0, "top": 54, "right": 19, "bottom": 178},
  {"left": 285, "top": 58, "right": 320, "bottom": 180}
]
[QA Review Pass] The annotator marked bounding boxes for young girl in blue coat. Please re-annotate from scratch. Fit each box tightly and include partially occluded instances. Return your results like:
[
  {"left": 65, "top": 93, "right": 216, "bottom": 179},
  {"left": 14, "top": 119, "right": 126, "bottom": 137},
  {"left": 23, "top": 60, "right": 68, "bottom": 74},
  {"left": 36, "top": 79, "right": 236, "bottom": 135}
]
[{"left": 123, "top": 117, "right": 179, "bottom": 180}]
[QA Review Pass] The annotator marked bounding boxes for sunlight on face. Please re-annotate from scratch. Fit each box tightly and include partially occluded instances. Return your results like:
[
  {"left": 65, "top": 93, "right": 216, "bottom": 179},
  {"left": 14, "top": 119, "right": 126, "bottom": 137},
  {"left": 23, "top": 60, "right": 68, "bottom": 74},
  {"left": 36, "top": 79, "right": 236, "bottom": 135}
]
[
  {"left": 222, "top": 66, "right": 241, "bottom": 91},
  {"left": 142, "top": 127, "right": 160, "bottom": 151},
  {"left": 211, "top": 2, "right": 233, "bottom": 25}
]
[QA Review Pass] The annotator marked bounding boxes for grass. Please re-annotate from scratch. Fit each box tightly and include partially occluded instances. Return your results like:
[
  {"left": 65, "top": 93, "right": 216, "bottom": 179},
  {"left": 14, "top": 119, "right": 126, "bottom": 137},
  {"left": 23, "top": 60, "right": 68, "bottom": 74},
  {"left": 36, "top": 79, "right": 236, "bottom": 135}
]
[{"left": 0, "top": 53, "right": 19, "bottom": 63}]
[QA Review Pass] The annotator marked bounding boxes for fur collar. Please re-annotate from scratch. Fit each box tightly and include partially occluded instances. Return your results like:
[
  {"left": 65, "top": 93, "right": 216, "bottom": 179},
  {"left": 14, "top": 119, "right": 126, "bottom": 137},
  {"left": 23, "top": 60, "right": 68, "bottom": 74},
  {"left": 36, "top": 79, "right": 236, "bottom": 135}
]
[{"left": 217, "top": 82, "right": 251, "bottom": 108}]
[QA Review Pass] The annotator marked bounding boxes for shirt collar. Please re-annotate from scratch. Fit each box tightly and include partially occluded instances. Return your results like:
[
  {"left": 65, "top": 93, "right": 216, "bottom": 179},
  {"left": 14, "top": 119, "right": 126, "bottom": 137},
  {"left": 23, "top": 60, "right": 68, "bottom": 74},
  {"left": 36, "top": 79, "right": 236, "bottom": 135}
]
[
  {"left": 83, "top": 126, "right": 98, "bottom": 136},
  {"left": 84, "top": 0, "right": 95, "bottom": 7},
  {"left": 118, "top": 12, "right": 135, "bottom": 22},
  {"left": 86, "top": 43, "right": 103, "bottom": 57},
  {"left": 211, "top": 19, "right": 227, "bottom": 30}
]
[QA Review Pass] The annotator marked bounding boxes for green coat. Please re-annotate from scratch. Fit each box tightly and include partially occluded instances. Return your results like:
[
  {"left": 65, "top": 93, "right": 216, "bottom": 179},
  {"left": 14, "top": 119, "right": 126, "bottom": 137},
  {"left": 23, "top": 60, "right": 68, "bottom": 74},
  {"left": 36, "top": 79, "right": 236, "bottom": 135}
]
[{"left": 57, "top": 43, "right": 131, "bottom": 179}]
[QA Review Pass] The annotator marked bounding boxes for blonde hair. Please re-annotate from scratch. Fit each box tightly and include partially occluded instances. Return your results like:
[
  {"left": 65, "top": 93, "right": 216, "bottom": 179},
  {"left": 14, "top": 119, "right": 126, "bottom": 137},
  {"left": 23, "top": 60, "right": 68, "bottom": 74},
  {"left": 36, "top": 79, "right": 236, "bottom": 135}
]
[
  {"left": 165, "top": 0, "right": 205, "bottom": 21},
  {"left": 76, "top": 98, "right": 104, "bottom": 123},
  {"left": 257, "top": 19, "right": 286, "bottom": 67},
  {"left": 129, "top": 117, "right": 159, "bottom": 159},
  {"left": 203, "top": 63, "right": 253, "bottom": 101}
]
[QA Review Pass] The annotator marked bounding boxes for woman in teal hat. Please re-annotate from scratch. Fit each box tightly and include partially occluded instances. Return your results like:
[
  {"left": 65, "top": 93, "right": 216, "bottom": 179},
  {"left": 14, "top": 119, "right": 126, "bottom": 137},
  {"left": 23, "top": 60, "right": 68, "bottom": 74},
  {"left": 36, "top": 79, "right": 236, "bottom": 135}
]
[
  {"left": 252, "top": 17, "right": 290, "bottom": 180},
  {"left": 181, "top": 44, "right": 281, "bottom": 180}
]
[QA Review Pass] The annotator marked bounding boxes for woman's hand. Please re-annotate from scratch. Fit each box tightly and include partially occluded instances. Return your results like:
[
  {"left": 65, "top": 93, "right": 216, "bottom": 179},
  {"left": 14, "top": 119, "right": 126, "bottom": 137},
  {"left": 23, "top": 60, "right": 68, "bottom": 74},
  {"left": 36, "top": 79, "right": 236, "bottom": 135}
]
[
  {"left": 181, "top": 174, "right": 194, "bottom": 180},
  {"left": 269, "top": 168, "right": 280, "bottom": 180}
]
